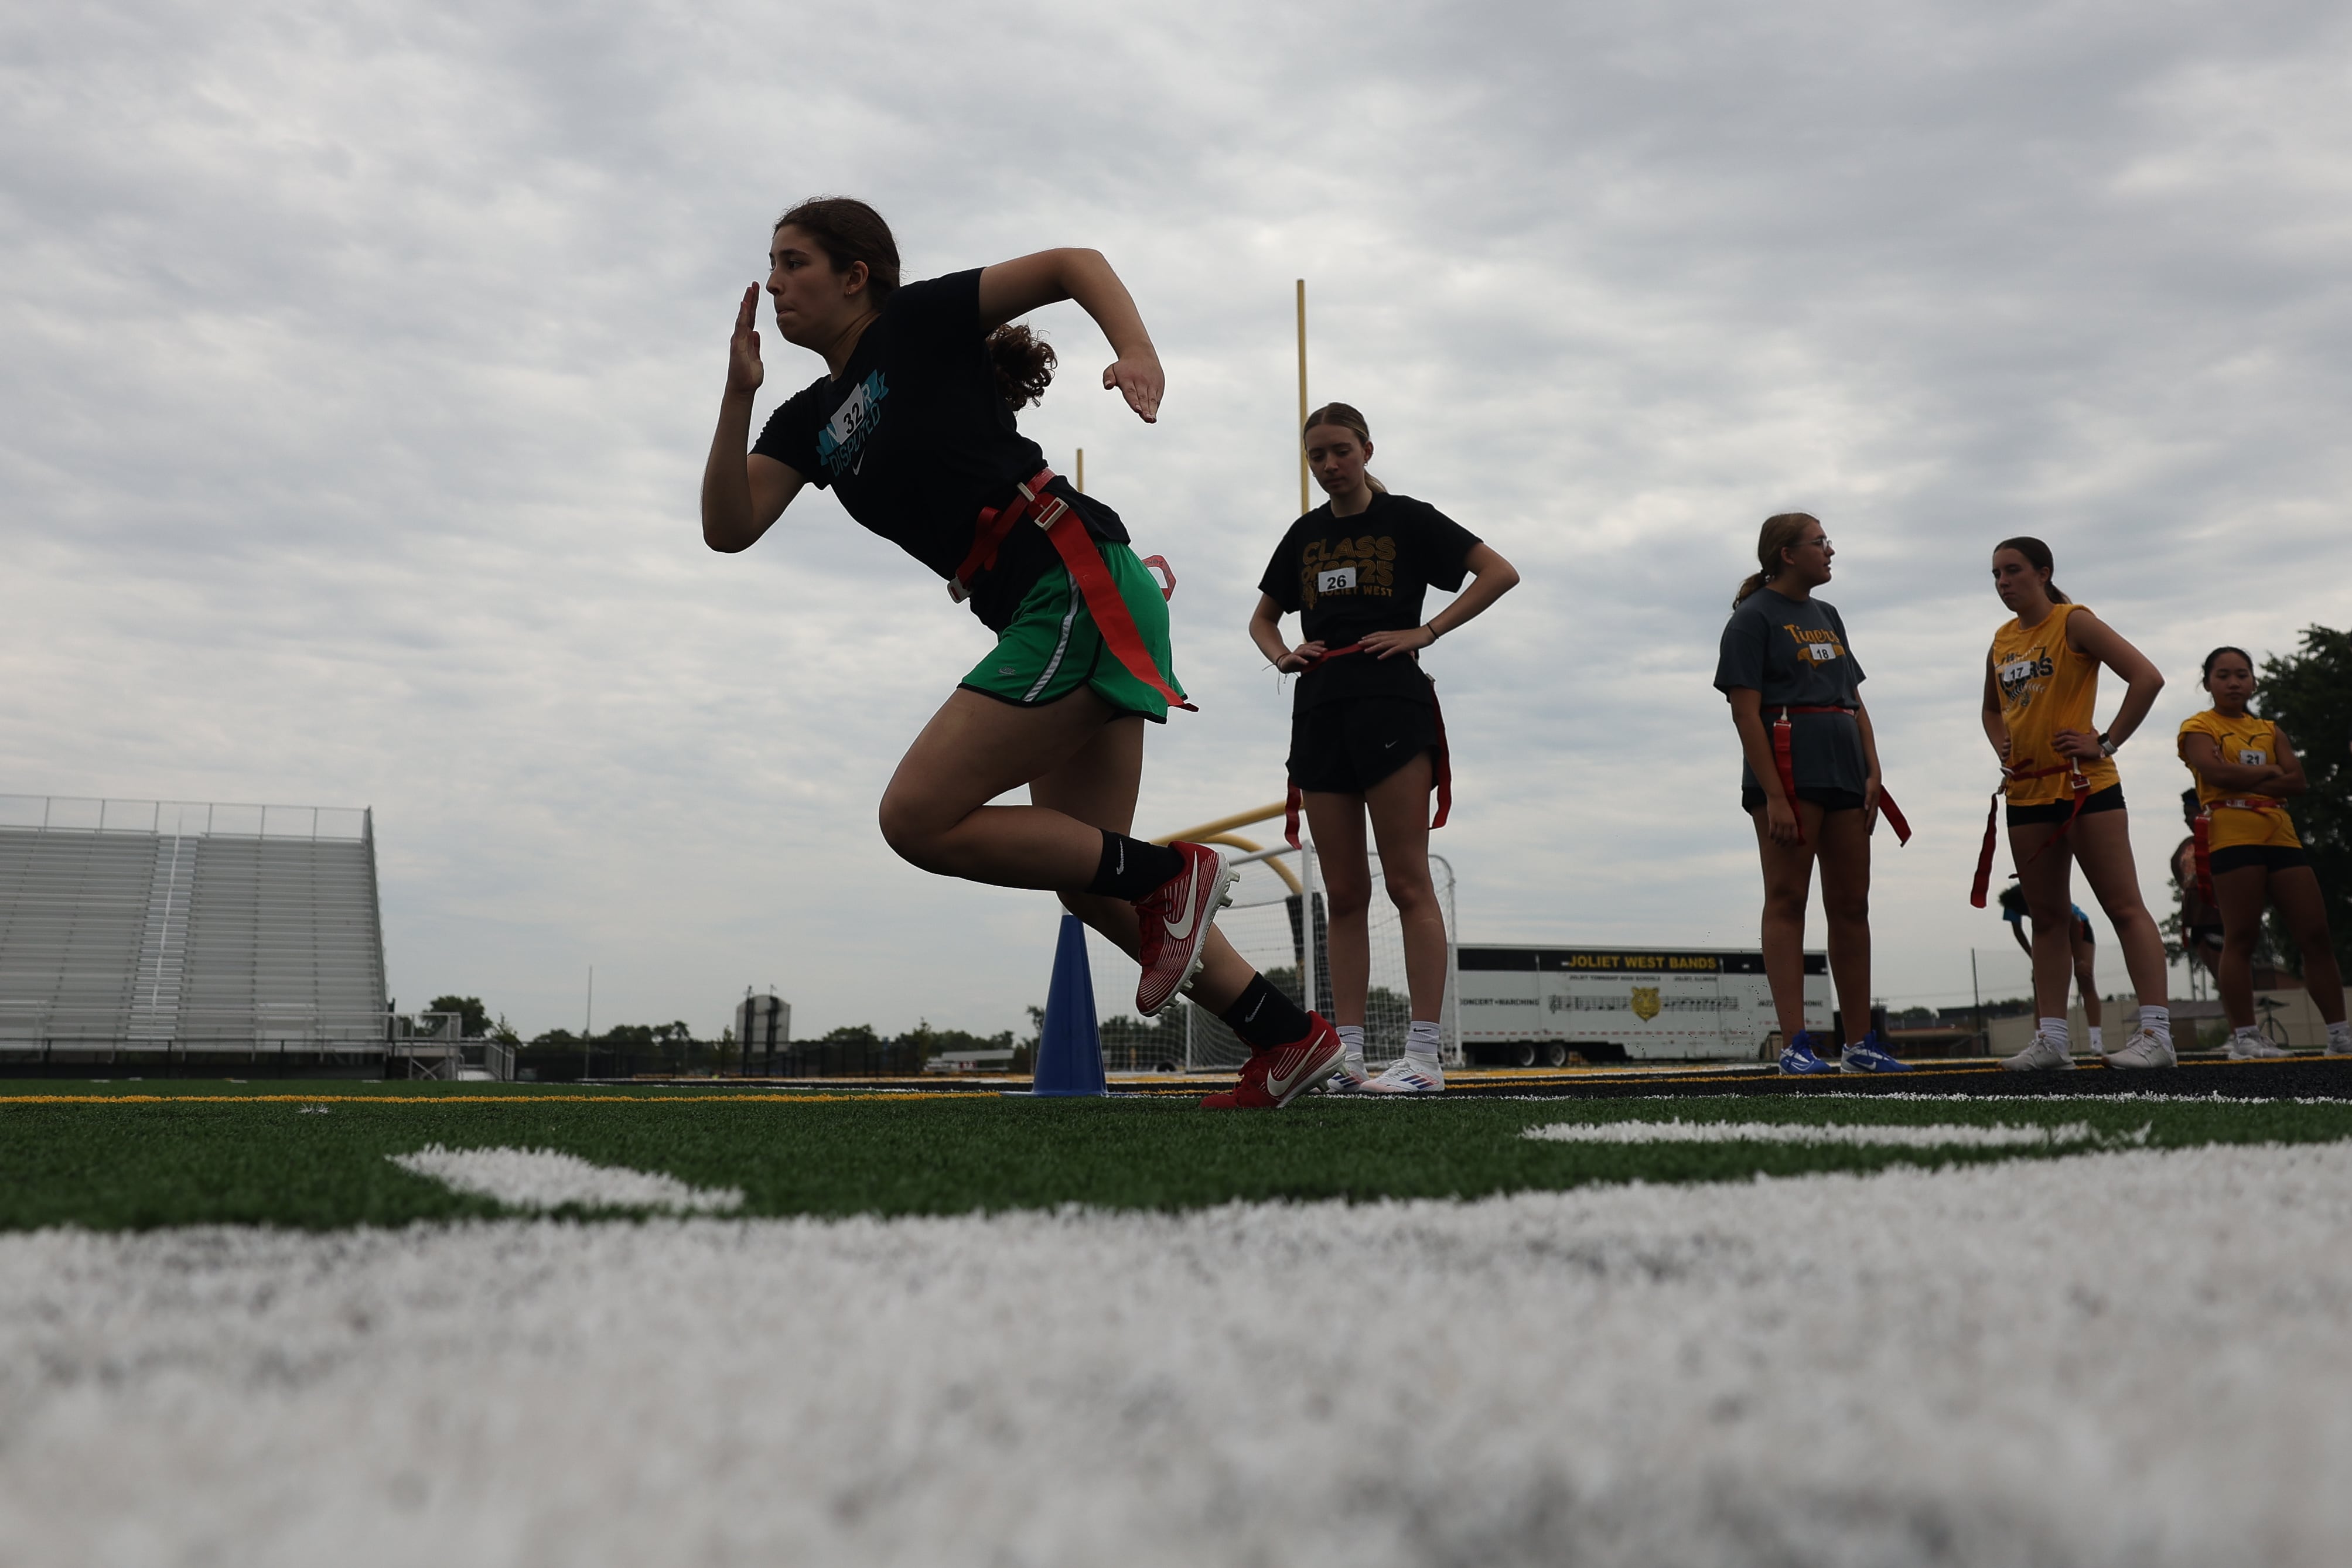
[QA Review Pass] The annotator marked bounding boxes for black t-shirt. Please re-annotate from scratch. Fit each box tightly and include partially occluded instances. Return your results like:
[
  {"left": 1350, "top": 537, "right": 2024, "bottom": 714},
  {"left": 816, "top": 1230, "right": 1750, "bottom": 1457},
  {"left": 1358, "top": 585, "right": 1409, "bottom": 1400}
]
[
  {"left": 751, "top": 269, "right": 1127, "bottom": 631},
  {"left": 1712, "top": 587, "right": 1869, "bottom": 794},
  {"left": 1257, "top": 493, "right": 1480, "bottom": 708}
]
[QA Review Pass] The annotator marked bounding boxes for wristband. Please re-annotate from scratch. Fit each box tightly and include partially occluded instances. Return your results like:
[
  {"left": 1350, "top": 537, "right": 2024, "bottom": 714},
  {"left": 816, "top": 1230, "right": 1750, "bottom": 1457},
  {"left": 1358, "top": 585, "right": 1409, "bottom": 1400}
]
[
  {"left": 1422, "top": 624, "right": 1440, "bottom": 644},
  {"left": 2098, "top": 732, "right": 2118, "bottom": 757}
]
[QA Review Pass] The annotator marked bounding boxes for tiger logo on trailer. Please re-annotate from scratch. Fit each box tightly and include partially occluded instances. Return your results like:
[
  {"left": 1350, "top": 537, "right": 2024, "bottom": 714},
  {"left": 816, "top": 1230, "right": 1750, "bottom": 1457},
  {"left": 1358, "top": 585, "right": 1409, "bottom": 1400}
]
[{"left": 1630, "top": 987, "right": 1662, "bottom": 1022}]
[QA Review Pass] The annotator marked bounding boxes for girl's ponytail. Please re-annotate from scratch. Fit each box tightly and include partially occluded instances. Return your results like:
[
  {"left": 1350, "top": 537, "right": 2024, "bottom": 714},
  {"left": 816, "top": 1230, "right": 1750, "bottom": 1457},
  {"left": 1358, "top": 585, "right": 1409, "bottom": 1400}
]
[{"left": 986, "top": 324, "right": 1054, "bottom": 408}]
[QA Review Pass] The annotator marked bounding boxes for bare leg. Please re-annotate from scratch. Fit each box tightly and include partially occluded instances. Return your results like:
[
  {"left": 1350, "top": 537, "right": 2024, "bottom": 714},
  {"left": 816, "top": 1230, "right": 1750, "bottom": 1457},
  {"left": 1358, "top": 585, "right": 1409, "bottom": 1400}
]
[
  {"left": 2069, "top": 812, "right": 2168, "bottom": 1010},
  {"left": 2073, "top": 928, "right": 2101, "bottom": 1028},
  {"left": 2010, "top": 823, "right": 2080, "bottom": 1021},
  {"left": 1301, "top": 790, "right": 1371, "bottom": 1026},
  {"left": 2268, "top": 867, "right": 2346, "bottom": 1025},
  {"left": 1363, "top": 753, "right": 1446, "bottom": 1022},
  {"left": 1752, "top": 801, "right": 1825, "bottom": 1041},
  {"left": 879, "top": 688, "right": 1135, "bottom": 889},
  {"left": 1027, "top": 711, "right": 1254, "bottom": 1014},
  {"left": 1811, "top": 807, "right": 1873, "bottom": 1043},
  {"left": 2214, "top": 865, "right": 2266, "bottom": 1030}
]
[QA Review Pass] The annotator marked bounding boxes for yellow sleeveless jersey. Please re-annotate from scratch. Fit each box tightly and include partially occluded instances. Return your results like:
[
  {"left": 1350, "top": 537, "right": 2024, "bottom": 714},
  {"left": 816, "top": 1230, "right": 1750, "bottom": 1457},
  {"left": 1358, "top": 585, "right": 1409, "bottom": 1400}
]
[
  {"left": 1989, "top": 603, "right": 2119, "bottom": 804},
  {"left": 2177, "top": 708, "right": 2301, "bottom": 850}
]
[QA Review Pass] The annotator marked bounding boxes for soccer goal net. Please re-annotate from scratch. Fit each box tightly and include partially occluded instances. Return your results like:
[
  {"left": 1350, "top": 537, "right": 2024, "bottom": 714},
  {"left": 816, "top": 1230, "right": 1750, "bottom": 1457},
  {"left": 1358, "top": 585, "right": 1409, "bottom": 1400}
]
[{"left": 1179, "top": 845, "right": 1459, "bottom": 1070}]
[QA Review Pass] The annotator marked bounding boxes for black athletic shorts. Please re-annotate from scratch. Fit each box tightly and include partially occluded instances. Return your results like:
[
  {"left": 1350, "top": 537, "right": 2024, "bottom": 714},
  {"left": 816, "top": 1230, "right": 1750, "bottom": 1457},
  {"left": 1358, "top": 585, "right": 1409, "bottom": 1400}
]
[
  {"left": 2209, "top": 844, "right": 2313, "bottom": 876},
  {"left": 1741, "top": 784, "right": 1866, "bottom": 815},
  {"left": 1289, "top": 696, "right": 1440, "bottom": 796},
  {"left": 2007, "top": 784, "right": 2125, "bottom": 828}
]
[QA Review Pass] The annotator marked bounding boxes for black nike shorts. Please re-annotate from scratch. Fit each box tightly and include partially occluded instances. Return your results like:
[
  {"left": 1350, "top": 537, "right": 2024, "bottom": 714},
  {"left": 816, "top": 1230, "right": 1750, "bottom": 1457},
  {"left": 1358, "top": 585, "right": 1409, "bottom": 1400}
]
[
  {"left": 2006, "top": 783, "right": 2125, "bottom": 827},
  {"left": 1288, "top": 696, "right": 1440, "bottom": 797},
  {"left": 2209, "top": 844, "right": 2313, "bottom": 875}
]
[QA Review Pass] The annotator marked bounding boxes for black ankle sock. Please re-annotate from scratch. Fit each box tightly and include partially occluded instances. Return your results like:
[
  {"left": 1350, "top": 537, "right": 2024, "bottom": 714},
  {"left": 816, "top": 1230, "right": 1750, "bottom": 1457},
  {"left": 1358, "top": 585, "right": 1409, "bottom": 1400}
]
[
  {"left": 1085, "top": 830, "right": 1184, "bottom": 901},
  {"left": 1218, "top": 976, "right": 1312, "bottom": 1051}
]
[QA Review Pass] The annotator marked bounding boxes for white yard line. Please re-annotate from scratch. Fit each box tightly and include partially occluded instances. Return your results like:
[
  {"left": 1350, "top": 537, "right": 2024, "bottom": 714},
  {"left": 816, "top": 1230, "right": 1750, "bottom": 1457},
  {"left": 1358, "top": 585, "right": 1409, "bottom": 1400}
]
[
  {"left": 3, "top": 1144, "right": 2350, "bottom": 1567},
  {"left": 1521, "top": 1116, "right": 2133, "bottom": 1147},
  {"left": 388, "top": 1145, "right": 743, "bottom": 1213}
]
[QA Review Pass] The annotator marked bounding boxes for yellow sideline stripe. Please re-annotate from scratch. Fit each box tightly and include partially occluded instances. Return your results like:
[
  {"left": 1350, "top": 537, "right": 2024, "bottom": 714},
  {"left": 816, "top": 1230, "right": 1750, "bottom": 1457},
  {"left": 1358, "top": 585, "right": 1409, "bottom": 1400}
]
[{"left": 0, "top": 1092, "right": 984, "bottom": 1106}]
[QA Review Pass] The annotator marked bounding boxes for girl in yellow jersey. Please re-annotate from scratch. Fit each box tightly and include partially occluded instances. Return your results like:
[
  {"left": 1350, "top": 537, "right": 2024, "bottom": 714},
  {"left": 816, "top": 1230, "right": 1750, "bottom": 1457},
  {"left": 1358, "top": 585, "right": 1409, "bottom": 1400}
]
[
  {"left": 1981, "top": 537, "right": 2174, "bottom": 1070},
  {"left": 2177, "top": 646, "right": 2350, "bottom": 1058}
]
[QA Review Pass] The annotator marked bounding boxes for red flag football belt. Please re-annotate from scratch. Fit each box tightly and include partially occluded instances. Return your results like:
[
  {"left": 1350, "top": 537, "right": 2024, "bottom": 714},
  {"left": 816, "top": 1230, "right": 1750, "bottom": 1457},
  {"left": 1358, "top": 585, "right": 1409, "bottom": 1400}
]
[
  {"left": 2191, "top": 796, "right": 2290, "bottom": 906},
  {"left": 950, "top": 468, "right": 1192, "bottom": 712},
  {"left": 1768, "top": 705, "right": 1910, "bottom": 849},
  {"left": 1969, "top": 760, "right": 2088, "bottom": 908},
  {"left": 1283, "top": 643, "right": 1452, "bottom": 849}
]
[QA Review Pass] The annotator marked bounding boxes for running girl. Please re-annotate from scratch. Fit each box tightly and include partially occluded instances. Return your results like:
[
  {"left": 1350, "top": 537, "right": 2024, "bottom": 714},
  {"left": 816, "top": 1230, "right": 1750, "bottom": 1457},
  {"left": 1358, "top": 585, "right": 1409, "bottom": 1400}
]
[
  {"left": 1715, "top": 513, "right": 1909, "bottom": 1075},
  {"left": 1979, "top": 537, "right": 2173, "bottom": 1070},
  {"left": 1995, "top": 881, "right": 2105, "bottom": 1052},
  {"left": 1247, "top": 403, "right": 1518, "bottom": 1094},
  {"left": 699, "top": 197, "right": 1342, "bottom": 1109},
  {"left": 2176, "top": 646, "right": 2350, "bottom": 1058}
]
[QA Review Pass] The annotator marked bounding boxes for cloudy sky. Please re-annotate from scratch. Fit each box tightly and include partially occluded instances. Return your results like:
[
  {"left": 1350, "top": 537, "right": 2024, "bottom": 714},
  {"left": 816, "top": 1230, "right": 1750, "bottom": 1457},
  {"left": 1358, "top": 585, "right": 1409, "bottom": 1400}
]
[{"left": 5, "top": 1, "right": 2349, "bottom": 1038}]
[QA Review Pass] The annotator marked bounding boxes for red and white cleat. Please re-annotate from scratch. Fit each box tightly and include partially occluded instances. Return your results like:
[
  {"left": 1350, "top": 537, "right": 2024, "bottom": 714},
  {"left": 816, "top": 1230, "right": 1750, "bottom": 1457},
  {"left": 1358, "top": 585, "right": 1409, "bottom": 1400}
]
[
  {"left": 1134, "top": 842, "right": 1235, "bottom": 1017},
  {"left": 1201, "top": 1013, "right": 1345, "bottom": 1109}
]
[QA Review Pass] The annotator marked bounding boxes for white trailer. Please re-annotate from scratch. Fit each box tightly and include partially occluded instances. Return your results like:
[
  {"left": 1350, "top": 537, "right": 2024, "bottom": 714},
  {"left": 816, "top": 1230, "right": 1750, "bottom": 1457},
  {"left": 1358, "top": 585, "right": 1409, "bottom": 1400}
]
[{"left": 1456, "top": 945, "right": 1831, "bottom": 1065}]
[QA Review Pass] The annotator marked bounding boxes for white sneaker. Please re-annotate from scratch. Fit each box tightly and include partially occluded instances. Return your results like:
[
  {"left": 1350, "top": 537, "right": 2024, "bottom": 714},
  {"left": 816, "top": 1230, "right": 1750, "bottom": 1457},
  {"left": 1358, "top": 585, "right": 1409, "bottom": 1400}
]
[
  {"left": 1361, "top": 1057, "right": 1445, "bottom": 1095},
  {"left": 2105, "top": 1030, "right": 2177, "bottom": 1070},
  {"left": 2001, "top": 1033, "right": 2076, "bottom": 1072},
  {"left": 1322, "top": 1057, "right": 1371, "bottom": 1094},
  {"left": 2329, "top": 1029, "right": 2352, "bottom": 1058},
  {"left": 2225, "top": 1029, "right": 2291, "bottom": 1061}
]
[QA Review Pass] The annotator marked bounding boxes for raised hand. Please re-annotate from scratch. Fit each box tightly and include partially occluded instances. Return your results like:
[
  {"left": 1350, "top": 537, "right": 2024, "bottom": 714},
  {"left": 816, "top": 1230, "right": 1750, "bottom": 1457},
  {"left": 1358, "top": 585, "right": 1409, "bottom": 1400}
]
[
  {"left": 727, "top": 284, "right": 764, "bottom": 399},
  {"left": 1101, "top": 350, "right": 1164, "bottom": 423}
]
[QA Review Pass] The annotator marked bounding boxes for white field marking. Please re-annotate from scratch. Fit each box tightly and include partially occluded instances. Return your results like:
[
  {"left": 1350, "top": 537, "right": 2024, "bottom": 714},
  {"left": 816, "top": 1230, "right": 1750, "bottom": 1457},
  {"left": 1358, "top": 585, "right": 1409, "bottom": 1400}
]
[
  {"left": 388, "top": 1145, "right": 742, "bottom": 1214},
  {"left": 1520, "top": 1116, "right": 2138, "bottom": 1148},
  {"left": 5, "top": 1145, "right": 2352, "bottom": 1566}
]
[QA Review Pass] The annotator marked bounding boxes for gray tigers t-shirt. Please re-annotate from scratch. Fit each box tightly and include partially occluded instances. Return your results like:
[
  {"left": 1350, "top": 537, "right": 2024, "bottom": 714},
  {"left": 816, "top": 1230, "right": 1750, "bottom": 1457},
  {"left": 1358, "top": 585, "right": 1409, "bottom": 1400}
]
[{"left": 1712, "top": 587, "right": 1869, "bottom": 795}]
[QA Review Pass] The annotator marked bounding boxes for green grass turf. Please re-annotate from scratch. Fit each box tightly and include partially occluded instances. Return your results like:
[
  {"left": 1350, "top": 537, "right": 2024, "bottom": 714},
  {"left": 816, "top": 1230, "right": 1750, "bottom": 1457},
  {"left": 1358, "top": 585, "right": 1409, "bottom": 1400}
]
[{"left": 5, "top": 1082, "right": 2351, "bottom": 1231}]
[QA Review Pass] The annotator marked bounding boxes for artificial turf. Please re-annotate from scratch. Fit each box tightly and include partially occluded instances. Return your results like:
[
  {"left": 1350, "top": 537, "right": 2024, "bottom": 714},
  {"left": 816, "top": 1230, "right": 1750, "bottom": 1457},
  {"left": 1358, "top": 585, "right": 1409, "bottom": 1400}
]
[{"left": 6, "top": 1082, "right": 2352, "bottom": 1231}]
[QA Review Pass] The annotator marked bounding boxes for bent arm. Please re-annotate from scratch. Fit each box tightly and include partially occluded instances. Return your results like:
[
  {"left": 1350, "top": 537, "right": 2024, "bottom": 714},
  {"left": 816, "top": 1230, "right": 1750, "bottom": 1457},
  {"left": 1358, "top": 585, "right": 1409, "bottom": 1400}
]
[
  {"left": 2271, "top": 731, "right": 2309, "bottom": 797},
  {"left": 1430, "top": 543, "right": 1518, "bottom": 638},
  {"left": 701, "top": 282, "right": 805, "bottom": 552},
  {"left": 2178, "top": 733, "right": 2288, "bottom": 794},
  {"left": 977, "top": 248, "right": 1162, "bottom": 422},
  {"left": 702, "top": 423, "right": 803, "bottom": 552},
  {"left": 2065, "top": 610, "right": 2163, "bottom": 746}
]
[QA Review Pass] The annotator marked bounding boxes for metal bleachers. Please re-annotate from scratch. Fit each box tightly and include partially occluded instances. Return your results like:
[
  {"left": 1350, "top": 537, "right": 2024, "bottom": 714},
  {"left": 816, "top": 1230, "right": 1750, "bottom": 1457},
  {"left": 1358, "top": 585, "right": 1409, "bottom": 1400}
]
[{"left": 0, "top": 795, "right": 387, "bottom": 1057}]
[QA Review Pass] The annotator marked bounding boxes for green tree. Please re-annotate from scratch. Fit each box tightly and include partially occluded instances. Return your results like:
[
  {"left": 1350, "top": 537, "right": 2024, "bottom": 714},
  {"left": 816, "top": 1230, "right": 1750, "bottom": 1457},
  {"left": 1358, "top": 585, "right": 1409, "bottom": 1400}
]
[
  {"left": 2257, "top": 624, "right": 2352, "bottom": 972},
  {"left": 821, "top": 1024, "right": 882, "bottom": 1044},
  {"left": 427, "top": 995, "right": 491, "bottom": 1037}
]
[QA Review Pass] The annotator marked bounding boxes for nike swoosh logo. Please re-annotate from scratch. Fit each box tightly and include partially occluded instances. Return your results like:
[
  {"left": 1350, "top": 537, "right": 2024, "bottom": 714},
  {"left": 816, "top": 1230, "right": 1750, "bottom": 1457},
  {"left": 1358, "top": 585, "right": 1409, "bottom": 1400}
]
[
  {"left": 1162, "top": 876, "right": 1206, "bottom": 944},
  {"left": 1266, "top": 1044, "right": 1328, "bottom": 1095}
]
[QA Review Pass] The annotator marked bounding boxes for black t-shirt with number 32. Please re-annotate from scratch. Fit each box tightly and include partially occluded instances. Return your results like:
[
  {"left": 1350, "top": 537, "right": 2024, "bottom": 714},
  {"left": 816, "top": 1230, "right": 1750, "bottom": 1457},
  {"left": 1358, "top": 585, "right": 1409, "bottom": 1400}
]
[{"left": 1258, "top": 492, "right": 1480, "bottom": 708}]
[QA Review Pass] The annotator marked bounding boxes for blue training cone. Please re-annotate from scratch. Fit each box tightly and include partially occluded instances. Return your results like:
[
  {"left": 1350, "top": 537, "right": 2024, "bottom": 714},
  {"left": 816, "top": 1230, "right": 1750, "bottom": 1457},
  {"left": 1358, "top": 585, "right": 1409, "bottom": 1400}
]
[{"left": 1029, "top": 913, "right": 1107, "bottom": 1096}]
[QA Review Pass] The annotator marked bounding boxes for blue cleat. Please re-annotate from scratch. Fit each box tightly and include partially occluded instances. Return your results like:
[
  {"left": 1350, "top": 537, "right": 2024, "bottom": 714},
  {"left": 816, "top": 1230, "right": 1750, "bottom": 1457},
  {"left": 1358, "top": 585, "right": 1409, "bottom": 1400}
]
[
  {"left": 1838, "top": 1030, "right": 1912, "bottom": 1073},
  {"left": 1777, "top": 1031, "right": 1838, "bottom": 1075}
]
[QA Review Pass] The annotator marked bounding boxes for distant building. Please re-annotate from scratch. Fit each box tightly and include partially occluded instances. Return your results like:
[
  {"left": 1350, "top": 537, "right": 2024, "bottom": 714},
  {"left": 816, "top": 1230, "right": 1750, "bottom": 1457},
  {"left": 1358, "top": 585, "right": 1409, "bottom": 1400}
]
[{"left": 736, "top": 990, "right": 790, "bottom": 1074}]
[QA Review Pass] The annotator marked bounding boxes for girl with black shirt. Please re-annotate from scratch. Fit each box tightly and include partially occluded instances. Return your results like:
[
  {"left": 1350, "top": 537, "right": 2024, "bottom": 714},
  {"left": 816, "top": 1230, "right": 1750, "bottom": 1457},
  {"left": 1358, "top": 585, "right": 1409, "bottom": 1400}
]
[
  {"left": 701, "top": 198, "right": 1344, "bottom": 1109},
  {"left": 1248, "top": 404, "right": 1518, "bottom": 1093},
  {"left": 1713, "top": 513, "right": 1909, "bottom": 1075}
]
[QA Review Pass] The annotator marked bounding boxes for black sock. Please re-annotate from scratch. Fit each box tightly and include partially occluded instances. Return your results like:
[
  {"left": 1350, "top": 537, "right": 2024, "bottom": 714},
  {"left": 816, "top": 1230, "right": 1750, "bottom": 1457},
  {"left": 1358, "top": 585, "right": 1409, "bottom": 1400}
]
[
  {"left": 1219, "top": 976, "right": 1312, "bottom": 1051},
  {"left": 1085, "top": 830, "right": 1184, "bottom": 901}
]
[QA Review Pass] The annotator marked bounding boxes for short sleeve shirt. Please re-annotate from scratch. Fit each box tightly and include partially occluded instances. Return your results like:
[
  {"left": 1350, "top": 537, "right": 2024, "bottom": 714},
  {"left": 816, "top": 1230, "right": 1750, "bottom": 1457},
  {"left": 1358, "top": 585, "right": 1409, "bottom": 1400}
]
[
  {"left": 751, "top": 269, "right": 1126, "bottom": 631},
  {"left": 1257, "top": 493, "right": 1480, "bottom": 708},
  {"left": 1712, "top": 587, "right": 1869, "bottom": 794}
]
